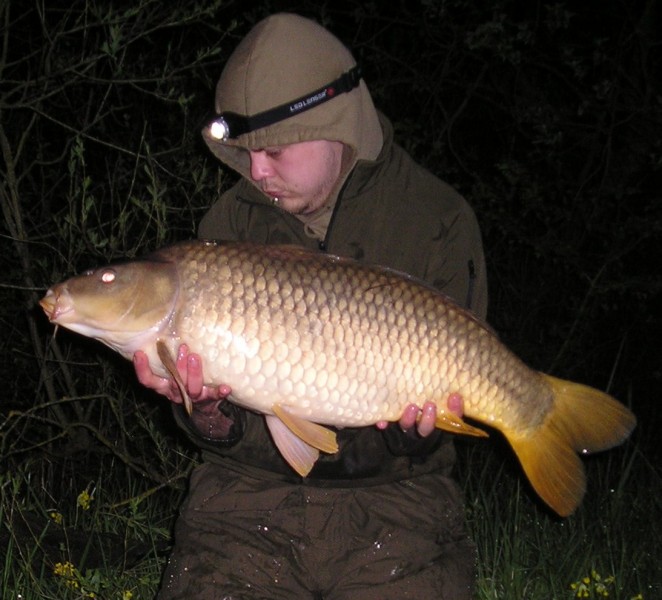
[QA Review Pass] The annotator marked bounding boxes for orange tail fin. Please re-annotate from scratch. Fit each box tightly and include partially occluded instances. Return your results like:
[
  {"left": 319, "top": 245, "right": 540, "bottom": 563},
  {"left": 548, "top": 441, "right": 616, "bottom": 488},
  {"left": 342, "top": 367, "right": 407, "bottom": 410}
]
[{"left": 506, "top": 374, "right": 636, "bottom": 516}]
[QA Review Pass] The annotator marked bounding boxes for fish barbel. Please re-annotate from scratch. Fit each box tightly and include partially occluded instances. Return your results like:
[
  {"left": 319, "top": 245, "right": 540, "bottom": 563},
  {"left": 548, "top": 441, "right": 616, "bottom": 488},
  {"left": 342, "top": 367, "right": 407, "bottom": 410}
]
[{"left": 40, "top": 240, "right": 635, "bottom": 515}]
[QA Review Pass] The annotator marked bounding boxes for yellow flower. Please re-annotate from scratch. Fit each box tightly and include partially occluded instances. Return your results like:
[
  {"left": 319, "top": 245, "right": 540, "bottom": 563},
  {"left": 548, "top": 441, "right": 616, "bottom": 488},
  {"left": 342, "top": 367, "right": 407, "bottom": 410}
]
[
  {"left": 53, "top": 561, "right": 76, "bottom": 578},
  {"left": 53, "top": 561, "right": 80, "bottom": 589},
  {"left": 570, "top": 571, "right": 622, "bottom": 599},
  {"left": 49, "top": 511, "right": 63, "bottom": 525},
  {"left": 122, "top": 591, "right": 134, "bottom": 600},
  {"left": 77, "top": 488, "right": 94, "bottom": 510},
  {"left": 570, "top": 580, "right": 590, "bottom": 598}
]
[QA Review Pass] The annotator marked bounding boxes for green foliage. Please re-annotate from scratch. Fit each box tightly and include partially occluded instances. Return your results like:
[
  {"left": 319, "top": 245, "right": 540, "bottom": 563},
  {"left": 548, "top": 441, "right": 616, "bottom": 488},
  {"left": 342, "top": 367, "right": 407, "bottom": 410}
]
[
  {"left": 0, "top": 1, "right": 234, "bottom": 593},
  {"left": 0, "top": 4, "right": 235, "bottom": 417}
]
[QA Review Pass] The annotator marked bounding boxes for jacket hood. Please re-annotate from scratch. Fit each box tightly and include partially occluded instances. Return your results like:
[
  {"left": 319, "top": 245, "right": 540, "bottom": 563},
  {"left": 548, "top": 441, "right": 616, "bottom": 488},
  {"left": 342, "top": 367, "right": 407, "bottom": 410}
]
[{"left": 202, "top": 13, "right": 383, "bottom": 188}]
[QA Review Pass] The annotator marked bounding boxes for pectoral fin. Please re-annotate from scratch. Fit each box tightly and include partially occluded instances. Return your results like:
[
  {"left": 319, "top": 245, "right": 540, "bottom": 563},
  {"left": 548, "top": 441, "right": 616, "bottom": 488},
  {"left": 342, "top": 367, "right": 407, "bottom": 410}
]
[
  {"left": 156, "top": 340, "right": 193, "bottom": 415},
  {"left": 435, "top": 412, "right": 489, "bottom": 437},
  {"left": 265, "top": 414, "right": 320, "bottom": 477},
  {"left": 272, "top": 404, "right": 339, "bottom": 453}
]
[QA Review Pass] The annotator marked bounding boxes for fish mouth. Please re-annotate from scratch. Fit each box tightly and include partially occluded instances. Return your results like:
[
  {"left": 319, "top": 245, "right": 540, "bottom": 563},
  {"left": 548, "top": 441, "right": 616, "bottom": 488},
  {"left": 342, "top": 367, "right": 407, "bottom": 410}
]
[{"left": 39, "top": 289, "right": 73, "bottom": 323}]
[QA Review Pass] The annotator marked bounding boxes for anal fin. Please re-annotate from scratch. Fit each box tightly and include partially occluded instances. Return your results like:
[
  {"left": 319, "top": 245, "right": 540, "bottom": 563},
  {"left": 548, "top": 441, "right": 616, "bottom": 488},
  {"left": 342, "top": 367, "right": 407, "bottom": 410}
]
[{"left": 435, "top": 411, "right": 489, "bottom": 437}]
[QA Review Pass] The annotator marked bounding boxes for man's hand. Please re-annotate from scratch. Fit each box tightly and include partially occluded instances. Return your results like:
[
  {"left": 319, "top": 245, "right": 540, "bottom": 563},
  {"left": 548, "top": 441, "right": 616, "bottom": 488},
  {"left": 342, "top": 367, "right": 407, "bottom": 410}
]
[
  {"left": 134, "top": 345, "right": 236, "bottom": 440},
  {"left": 133, "top": 344, "right": 230, "bottom": 405},
  {"left": 375, "top": 393, "right": 464, "bottom": 437}
]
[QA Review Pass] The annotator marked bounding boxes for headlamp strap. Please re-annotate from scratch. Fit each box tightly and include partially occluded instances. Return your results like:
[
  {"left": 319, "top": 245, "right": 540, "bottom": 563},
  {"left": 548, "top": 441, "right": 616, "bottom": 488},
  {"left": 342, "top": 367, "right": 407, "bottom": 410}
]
[{"left": 213, "top": 66, "right": 362, "bottom": 140}]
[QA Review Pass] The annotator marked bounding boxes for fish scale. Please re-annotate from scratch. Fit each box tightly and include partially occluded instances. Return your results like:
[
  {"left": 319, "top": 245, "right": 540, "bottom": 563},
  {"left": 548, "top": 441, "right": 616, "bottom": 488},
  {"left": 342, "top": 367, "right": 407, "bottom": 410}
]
[{"left": 40, "top": 239, "right": 636, "bottom": 516}]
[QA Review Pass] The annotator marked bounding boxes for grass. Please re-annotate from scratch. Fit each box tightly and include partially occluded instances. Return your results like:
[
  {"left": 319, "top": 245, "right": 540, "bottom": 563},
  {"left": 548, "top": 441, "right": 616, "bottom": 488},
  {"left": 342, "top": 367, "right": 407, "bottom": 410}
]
[
  {"left": 460, "top": 435, "right": 658, "bottom": 599},
  {"left": 1, "top": 419, "right": 657, "bottom": 599},
  {"left": 0, "top": 456, "right": 184, "bottom": 599}
]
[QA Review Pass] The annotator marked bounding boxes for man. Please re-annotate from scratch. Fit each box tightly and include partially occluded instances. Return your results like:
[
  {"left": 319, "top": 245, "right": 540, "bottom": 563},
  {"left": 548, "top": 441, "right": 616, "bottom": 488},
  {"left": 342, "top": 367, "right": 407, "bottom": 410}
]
[{"left": 135, "top": 13, "right": 487, "bottom": 599}]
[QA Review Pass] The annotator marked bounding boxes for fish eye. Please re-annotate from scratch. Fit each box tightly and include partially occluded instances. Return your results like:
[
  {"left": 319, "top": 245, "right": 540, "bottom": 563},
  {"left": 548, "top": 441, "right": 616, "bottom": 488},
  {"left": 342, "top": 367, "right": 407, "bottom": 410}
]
[{"left": 101, "top": 269, "right": 116, "bottom": 284}]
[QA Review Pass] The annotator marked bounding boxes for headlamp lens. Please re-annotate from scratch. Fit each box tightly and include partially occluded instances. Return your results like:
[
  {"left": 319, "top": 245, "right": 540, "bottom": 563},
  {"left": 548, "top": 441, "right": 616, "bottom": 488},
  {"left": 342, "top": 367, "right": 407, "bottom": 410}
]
[{"left": 209, "top": 117, "right": 230, "bottom": 141}]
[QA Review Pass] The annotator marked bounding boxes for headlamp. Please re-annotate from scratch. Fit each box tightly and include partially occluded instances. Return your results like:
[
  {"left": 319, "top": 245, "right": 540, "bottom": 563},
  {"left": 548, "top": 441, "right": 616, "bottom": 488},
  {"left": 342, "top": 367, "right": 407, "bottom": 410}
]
[
  {"left": 209, "top": 113, "right": 251, "bottom": 141},
  {"left": 208, "top": 65, "right": 362, "bottom": 142}
]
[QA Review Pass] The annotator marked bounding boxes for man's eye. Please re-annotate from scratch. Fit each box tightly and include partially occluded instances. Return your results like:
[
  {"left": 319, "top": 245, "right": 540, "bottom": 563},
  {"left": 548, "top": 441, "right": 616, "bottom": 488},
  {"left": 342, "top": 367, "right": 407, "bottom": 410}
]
[{"left": 265, "top": 148, "right": 282, "bottom": 158}]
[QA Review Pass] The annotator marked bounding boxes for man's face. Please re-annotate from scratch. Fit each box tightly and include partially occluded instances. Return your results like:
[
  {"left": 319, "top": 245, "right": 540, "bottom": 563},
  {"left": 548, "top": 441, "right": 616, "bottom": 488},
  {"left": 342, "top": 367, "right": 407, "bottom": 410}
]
[{"left": 248, "top": 140, "right": 345, "bottom": 215}]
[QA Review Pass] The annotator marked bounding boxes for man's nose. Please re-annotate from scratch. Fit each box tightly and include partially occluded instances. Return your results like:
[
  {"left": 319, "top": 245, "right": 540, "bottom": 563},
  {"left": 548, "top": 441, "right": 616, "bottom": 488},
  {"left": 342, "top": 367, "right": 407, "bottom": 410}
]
[{"left": 249, "top": 151, "right": 273, "bottom": 181}]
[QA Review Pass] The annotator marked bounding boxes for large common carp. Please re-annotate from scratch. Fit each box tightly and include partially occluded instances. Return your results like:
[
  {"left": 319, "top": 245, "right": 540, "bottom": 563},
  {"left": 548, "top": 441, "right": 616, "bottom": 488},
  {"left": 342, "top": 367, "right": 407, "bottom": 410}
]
[{"left": 40, "top": 240, "right": 635, "bottom": 516}]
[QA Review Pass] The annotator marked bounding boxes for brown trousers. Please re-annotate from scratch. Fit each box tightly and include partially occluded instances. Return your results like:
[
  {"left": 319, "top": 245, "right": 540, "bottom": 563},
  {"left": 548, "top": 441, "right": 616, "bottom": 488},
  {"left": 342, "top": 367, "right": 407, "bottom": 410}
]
[{"left": 157, "top": 462, "right": 475, "bottom": 599}]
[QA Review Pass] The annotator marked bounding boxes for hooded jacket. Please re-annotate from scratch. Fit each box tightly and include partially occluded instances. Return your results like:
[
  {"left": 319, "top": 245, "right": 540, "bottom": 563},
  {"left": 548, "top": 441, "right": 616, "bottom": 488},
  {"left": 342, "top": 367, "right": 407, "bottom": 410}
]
[{"left": 174, "top": 13, "right": 488, "bottom": 483}]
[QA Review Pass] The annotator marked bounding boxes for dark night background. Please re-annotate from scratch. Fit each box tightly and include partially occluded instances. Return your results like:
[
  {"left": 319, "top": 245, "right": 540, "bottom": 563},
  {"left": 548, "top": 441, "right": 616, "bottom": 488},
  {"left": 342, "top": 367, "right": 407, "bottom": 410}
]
[{"left": 1, "top": 0, "right": 660, "bottom": 512}]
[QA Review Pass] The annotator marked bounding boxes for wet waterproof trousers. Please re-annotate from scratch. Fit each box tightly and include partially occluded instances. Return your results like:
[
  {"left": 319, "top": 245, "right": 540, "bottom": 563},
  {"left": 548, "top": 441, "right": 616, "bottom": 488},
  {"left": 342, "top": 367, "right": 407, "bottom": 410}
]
[{"left": 157, "top": 462, "right": 476, "bottom": 600}]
